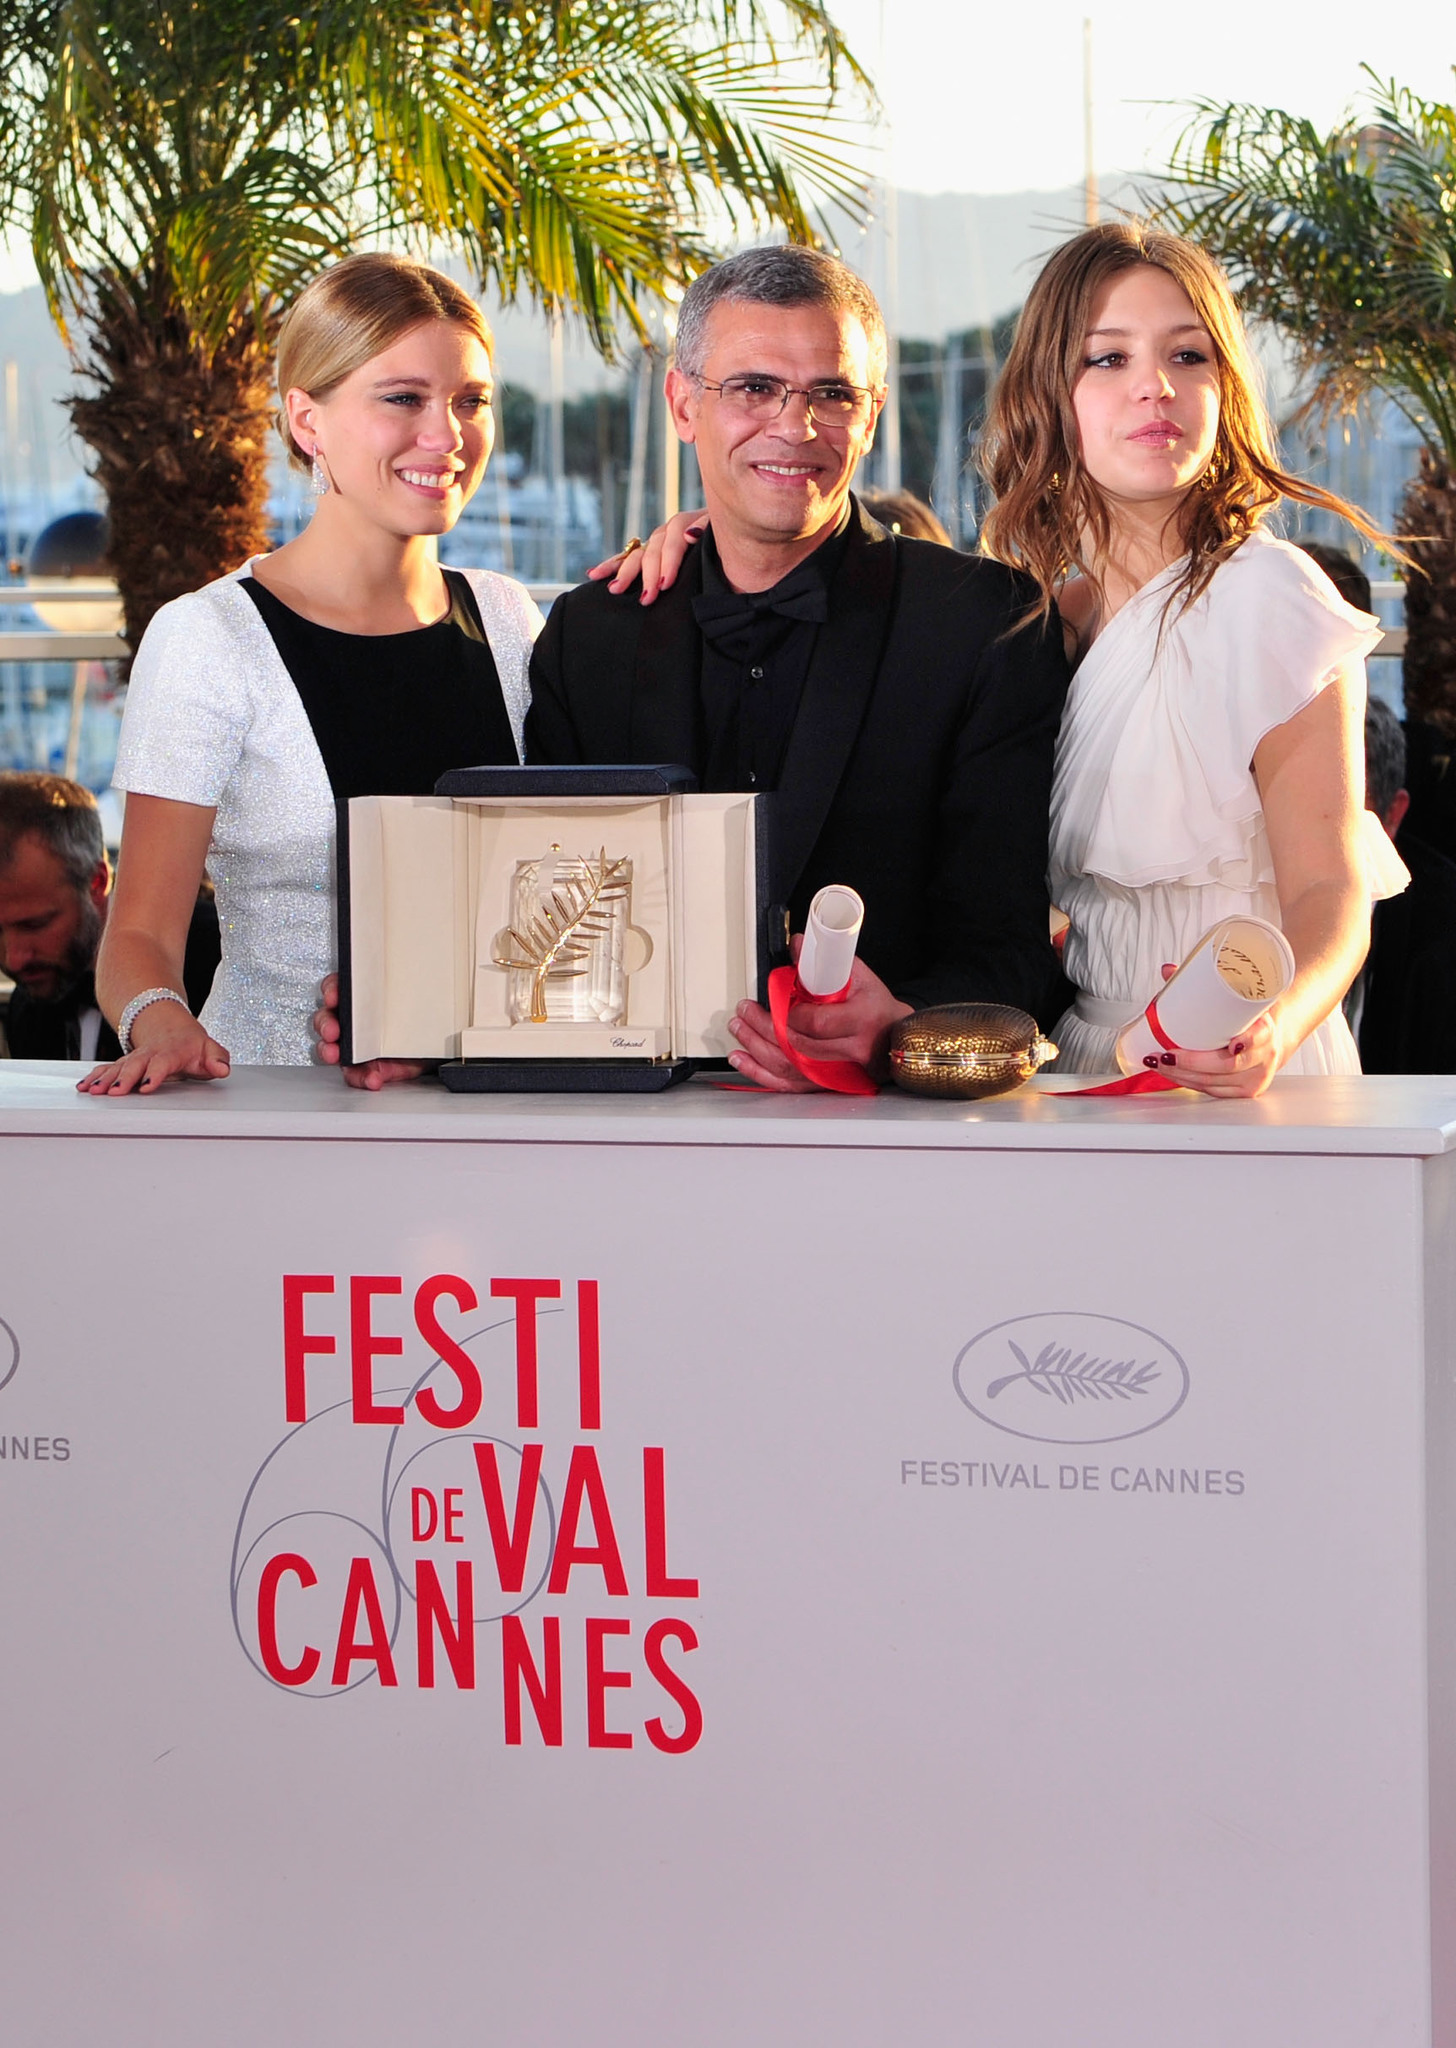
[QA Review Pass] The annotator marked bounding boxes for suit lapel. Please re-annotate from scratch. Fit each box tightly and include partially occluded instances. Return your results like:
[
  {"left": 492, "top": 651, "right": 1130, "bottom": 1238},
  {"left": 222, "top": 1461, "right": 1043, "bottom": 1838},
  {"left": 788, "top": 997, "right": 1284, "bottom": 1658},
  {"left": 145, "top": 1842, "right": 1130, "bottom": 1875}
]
[
  {"left": 773, "top": 508, "right": 898, "bottom": 901},
  {"left": 628, "top": 549, "right": 706, "bottom": 768}
]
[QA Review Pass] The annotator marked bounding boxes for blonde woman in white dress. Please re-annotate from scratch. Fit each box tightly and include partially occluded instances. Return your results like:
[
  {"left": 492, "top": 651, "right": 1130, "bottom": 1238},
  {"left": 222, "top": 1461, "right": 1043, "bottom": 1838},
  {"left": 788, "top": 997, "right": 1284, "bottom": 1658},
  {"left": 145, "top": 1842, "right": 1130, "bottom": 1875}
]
[
  {"left": 979, "top": 221, "right": 1406, "bottom": 1098},
  {"left": 80, "top": 253, "right": 542, "bottom": 1094}
]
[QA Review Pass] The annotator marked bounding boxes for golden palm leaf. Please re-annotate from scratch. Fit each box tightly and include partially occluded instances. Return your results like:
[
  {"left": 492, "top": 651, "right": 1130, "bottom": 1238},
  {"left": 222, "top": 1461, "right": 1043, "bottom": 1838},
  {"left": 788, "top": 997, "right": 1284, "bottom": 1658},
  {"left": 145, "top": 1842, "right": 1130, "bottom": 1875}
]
[{"left": 492, "top": 849, "right": 630, "bottom": 1022}]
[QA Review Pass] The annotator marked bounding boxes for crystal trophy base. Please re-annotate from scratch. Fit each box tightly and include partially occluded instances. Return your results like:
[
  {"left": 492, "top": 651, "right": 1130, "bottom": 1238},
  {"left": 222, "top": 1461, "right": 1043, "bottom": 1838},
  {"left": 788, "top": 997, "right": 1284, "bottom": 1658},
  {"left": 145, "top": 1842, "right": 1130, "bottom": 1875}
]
[{"left": 462, "top": 842, "right": 666, "bottom": 1061}]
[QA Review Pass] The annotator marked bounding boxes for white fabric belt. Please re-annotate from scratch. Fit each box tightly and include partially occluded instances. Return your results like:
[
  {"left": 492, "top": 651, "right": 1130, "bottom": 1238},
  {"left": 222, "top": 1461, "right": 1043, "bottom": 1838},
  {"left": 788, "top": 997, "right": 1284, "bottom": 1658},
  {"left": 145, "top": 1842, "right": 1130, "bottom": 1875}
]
[{"left": 1074, "top": 992, "right": 1144, "bottom": 1029}]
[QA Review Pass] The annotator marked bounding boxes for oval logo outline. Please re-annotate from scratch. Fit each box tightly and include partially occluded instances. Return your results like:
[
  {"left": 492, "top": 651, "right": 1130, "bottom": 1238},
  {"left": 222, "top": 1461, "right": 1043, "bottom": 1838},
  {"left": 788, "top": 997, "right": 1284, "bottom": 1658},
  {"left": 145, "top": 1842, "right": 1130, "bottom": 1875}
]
[
  {"left": 953, "top": 1310, "right": 1189, "bottom": 1445},
  {"left": 0, "top": 1316, "right": 17, "bottom": 1394}
]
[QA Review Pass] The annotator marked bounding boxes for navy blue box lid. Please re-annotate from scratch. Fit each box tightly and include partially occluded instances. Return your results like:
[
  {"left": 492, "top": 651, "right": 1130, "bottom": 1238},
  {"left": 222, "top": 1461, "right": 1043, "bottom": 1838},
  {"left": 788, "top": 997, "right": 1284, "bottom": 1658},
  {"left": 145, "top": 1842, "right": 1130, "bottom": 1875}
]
[{"left": 434, "top": 764, "right": 698, "bottom": 799}]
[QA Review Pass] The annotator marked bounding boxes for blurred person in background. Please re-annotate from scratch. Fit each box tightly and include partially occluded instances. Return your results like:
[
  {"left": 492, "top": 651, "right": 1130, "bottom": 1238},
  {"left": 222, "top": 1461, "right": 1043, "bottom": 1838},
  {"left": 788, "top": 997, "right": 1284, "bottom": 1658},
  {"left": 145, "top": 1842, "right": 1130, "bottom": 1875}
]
[
  {"left": 1300, "top": 535, "right": 1456, "bottom": 878},
  {"left": 1353, "top": 699, "right": 1456, "bottom": 1073},
  {"left": 856, "top": 489, "right": 954, "bottom": 546},
  {"left": 0, "top": 774, "right": 217, "bottom": 1061},
  {"left": 1297, "top": 540, "right": 1372, "bottom": 616}
]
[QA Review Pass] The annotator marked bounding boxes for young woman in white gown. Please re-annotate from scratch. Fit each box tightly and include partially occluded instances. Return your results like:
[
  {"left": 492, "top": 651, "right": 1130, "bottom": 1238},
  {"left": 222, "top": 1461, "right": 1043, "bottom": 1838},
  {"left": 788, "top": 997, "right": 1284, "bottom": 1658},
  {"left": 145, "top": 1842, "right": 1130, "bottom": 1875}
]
[{"left": 979, "top": 222, "right": 1406, "bottom": 1096}]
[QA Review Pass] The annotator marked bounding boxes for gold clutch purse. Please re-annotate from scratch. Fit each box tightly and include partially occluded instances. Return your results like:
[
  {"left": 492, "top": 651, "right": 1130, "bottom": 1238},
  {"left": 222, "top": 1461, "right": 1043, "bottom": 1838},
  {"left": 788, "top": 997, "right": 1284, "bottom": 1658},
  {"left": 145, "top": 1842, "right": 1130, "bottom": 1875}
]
[{"left": 888, "top": 1003, "right": 1058, "bottom": 1100}]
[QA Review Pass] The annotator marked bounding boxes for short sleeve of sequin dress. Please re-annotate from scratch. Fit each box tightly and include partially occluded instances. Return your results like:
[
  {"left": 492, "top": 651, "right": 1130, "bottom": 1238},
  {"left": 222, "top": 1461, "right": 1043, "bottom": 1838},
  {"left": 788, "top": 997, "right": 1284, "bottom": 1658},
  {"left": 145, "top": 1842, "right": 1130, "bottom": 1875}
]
[{"left": 113, "top": 574, "right": 345, "bottom": 1065}]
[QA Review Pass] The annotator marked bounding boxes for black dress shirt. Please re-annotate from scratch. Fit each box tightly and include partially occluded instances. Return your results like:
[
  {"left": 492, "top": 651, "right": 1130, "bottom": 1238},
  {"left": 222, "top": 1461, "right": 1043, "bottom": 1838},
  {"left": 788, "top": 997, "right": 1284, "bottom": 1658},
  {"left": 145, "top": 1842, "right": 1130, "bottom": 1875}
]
[{"left": 692, "top": 513, "right": 852, "bottom": 791}]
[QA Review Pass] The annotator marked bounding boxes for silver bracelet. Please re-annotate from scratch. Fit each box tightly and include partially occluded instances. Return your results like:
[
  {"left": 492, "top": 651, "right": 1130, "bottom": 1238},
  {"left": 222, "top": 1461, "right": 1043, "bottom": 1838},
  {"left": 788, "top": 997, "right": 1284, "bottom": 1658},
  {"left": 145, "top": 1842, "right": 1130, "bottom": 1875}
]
[{"left": 117, "top": 986, "right": 191, "bottom": 1055}]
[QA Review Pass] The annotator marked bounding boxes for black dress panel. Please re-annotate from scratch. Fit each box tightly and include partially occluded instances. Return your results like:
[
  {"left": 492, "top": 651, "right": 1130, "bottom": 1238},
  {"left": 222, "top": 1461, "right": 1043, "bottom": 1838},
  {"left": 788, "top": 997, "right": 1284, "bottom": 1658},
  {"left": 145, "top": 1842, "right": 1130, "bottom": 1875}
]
[{"left": 241, "top": 570, "right": 517, "bottom": 798}]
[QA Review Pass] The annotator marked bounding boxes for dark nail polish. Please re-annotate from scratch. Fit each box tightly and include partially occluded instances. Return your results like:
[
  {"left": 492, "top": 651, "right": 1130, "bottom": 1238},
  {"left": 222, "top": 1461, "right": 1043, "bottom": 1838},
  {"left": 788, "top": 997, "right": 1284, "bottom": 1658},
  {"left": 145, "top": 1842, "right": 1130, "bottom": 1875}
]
[
  {"left": 1232, "top": 1041, "right": 1246, "bottom": 1055},
  {"left": 1161, "top": 1053, "right": 1176, "bottom": 1065},
  {"left": 1143, "top": 1055, "right": 1159, "bottom": 1069}
]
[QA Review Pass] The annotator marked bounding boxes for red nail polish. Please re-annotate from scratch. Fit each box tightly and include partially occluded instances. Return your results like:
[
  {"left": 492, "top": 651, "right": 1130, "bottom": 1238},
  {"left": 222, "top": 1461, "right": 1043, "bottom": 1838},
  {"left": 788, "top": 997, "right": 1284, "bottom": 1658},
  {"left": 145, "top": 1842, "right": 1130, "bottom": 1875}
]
[
  {"left": 1143, "top": 1055, "right": 1159, "bottom": 1069},
  {"left": 1232, "top": 1040, "right": 1246, "bottom": 1055},
  {"left": 1160, "top": 1053, "right": 1176, "bottom": 1065}
]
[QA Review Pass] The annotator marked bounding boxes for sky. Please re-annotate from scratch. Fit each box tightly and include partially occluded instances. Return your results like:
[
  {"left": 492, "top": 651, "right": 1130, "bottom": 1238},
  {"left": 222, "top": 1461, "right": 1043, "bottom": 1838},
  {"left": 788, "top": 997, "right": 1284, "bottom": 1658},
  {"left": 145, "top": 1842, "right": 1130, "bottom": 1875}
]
[
  {"left": 0, "top": 4, "right": 1447, "bottom": 305},
  {"left": 825, "top": 0, "right": 1453, "bottom": 195},
  {"left": 0, "top": 2, "right": 1447, "bottom": 291}
]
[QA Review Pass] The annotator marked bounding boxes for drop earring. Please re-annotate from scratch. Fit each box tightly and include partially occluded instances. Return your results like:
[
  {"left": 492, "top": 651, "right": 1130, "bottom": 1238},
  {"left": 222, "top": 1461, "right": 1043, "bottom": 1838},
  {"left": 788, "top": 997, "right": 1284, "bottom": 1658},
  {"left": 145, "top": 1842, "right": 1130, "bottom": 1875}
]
[{"left": 310, "top": 450, "right": 330, "bottom": 496}]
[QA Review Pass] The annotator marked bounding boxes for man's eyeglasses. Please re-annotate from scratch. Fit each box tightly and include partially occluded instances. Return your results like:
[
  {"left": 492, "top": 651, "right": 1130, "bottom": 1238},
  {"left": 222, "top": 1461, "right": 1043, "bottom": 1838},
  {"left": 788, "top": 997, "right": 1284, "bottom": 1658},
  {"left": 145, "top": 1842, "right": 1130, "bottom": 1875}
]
[{"left": 691, "top": 373, "right": 878, "bottom": 429}]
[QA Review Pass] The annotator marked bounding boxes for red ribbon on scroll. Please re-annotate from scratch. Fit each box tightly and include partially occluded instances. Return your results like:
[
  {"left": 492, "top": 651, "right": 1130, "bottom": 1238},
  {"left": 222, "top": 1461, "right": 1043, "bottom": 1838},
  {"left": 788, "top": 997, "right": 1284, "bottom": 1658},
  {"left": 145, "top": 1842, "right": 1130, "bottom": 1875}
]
[
  {"left": 766, "top": 965, "right": 879, "bottom": 1096},
  {"left": 1059, "top": 993, "right": 1186, "bottom": 1096}
]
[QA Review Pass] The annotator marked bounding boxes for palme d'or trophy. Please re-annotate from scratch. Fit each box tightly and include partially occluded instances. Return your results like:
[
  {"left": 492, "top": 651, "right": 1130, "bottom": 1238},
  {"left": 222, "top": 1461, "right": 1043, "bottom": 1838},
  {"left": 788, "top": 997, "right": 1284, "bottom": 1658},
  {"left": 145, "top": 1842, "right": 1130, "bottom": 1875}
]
[
  {"left": 336, "top": 765, "right": 766, "bottom": 1091},
  {"left": 492, "top": 846, "right": 639, "bottom": 1027}
]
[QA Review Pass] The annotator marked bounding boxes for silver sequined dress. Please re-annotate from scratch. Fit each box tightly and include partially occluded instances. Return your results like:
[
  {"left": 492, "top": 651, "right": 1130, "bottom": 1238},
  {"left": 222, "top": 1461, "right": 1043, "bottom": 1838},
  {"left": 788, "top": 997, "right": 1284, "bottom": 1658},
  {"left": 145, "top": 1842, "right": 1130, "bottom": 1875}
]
[{"left": 111, "top": 561, "right": 542, "bottom": 1064}]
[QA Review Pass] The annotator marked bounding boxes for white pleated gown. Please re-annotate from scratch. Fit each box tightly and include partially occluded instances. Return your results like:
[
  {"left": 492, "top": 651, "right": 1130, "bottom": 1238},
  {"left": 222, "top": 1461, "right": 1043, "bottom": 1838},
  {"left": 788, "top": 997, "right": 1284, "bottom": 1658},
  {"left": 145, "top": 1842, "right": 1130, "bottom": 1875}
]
[{"left": 1048, "top": 530, "right": 1407, "bottom": 1076}]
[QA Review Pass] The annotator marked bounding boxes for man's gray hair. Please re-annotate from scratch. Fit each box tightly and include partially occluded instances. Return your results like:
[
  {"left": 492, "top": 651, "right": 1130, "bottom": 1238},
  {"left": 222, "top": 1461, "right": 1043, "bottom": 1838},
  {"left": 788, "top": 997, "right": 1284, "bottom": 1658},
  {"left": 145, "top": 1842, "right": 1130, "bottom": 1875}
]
[
  {"left": 0, "top": 772, "right": 105, "bottom": 890},
  {"left": 674, "top": 245, "right": 889, "bottom": 388},
  {"left": 1365, "top": 699, "right": 1408, "bottom": 819}
]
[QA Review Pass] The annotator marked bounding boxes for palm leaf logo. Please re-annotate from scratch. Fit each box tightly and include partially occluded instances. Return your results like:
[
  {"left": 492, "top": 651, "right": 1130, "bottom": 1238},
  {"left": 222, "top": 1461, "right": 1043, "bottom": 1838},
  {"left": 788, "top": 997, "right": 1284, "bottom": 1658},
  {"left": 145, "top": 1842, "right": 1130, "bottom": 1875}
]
[
  {"left": 492, "top": 849, "right": 630, "bottom": 1023},
  {"left": 986, "top": 1339, "right": 1162, "bottom": 1406}
]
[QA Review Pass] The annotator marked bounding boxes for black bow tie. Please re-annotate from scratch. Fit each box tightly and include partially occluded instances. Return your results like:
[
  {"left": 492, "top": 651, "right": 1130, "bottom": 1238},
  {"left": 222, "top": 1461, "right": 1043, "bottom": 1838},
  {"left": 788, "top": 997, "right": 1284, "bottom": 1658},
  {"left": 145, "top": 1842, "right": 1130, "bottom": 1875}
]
[{"left": 692, "top": 580, "right": 829, "bottom": 645}]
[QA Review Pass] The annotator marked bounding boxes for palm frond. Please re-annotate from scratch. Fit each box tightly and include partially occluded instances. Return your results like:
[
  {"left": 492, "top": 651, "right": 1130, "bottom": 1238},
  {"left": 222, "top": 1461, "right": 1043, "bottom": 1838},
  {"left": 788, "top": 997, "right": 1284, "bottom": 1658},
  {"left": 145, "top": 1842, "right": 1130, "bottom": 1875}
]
[
  {"left": 1155, "top": 68, "right": 1456, "bottom": 467},
  {"left": 0, "top": 0, "right": 872, "bottom": 358}
]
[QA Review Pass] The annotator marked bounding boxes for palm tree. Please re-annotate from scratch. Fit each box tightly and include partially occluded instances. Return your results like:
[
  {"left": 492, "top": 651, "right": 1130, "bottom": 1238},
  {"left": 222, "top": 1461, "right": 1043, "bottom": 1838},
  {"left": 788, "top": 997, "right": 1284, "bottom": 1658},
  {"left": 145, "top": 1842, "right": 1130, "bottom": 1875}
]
[
  {"left": 0, "top": 1, "right": 869, "bottom": 649},
  {"left": 1157, "top": 74, "right": 1456, "bottom": 734}
]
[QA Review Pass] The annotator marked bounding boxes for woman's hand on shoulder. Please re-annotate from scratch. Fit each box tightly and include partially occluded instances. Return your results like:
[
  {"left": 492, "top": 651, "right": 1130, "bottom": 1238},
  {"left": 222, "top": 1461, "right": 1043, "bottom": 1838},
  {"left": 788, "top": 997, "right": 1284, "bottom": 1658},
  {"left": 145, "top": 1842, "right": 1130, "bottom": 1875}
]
[
  {"left": 312, "top": 972, "right": 431, "bottom": 1089},
  {"left": 587, "top": 512, "right": 708, "bottom": 603},
  {"left": 77, "top": 1003, "right": 231, "bottom": 1096}
]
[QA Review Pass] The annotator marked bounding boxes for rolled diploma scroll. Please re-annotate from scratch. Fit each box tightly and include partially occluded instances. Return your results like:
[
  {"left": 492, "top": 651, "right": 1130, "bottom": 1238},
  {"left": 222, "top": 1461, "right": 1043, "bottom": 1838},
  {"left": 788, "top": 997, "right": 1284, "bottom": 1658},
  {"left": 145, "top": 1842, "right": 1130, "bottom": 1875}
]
[
  {"left": 795, "top": 885, "right": 865, "bottom": 999},
  {"left": 1115, "top": 916, "right": 1296, "bottom": 1074}
]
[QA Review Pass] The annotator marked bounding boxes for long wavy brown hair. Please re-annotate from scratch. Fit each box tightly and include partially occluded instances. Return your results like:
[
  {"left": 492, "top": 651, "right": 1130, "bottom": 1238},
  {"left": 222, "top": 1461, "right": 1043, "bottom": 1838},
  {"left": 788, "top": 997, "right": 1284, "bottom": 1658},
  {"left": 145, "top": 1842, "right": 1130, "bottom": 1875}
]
[{"left": 978, "top": 220, "right": 1391, "bottom": 627}]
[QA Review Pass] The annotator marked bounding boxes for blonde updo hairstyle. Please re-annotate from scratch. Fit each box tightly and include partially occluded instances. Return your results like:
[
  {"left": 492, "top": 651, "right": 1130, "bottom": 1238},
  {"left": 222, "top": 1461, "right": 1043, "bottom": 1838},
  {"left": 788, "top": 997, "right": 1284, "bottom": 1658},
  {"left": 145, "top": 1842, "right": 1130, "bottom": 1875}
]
[
  {"left": 978, "top": 221, "right": 1387, "bottom": 625},
  {"left": 275, "top": 252, "right": 494, "bottom": 472}
]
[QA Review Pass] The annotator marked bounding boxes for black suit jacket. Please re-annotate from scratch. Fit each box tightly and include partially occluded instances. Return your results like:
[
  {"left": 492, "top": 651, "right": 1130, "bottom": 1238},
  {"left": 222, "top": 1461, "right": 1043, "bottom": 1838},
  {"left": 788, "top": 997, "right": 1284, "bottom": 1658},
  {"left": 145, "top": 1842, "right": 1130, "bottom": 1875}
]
[
  {"left": 1358, "top": 828, "right": 1456, "bottom": 1074},
  {"left": 525, "top": 503, "right": 1070, "bottom": 1018}
]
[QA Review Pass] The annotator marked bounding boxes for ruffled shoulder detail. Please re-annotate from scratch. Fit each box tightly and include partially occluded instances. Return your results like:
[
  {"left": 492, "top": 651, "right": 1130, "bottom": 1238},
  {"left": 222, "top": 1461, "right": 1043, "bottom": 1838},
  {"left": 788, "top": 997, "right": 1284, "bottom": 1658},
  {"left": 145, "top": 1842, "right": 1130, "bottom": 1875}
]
[
  {"left": 1075, "top": 531, "right": 1382, "bottom": 890},
  {"left": 1170, "top": 531, "right": 1381, "bottom": 819},
  {"left": 1360, "top": 808, "right": 1411, "bottom": 903}
]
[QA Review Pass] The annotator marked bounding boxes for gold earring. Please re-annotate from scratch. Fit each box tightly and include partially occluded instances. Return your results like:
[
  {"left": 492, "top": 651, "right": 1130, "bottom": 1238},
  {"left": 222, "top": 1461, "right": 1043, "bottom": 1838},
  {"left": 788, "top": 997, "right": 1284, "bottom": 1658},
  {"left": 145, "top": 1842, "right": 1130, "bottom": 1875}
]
[{"left": 1049, "top": 471, "right": 1063, "bottom": 497}]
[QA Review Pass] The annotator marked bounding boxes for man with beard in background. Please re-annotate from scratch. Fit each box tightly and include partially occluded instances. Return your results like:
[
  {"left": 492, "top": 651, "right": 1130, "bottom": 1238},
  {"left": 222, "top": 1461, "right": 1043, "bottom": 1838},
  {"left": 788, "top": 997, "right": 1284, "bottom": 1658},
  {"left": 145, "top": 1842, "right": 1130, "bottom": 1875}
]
[{"left": 0, "top": 773, "right": 216, "bottom": 1061}]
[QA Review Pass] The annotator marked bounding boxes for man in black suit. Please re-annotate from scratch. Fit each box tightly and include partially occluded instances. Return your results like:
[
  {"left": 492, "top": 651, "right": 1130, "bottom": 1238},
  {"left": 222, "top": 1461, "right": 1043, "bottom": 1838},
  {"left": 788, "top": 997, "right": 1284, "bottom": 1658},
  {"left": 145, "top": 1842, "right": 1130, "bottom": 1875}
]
[
  {"left": 1355, "top": 701, "right": 1456, "bottom": 1074},
  {"left": 0, "top": 773, "right": 217, "bottom": 1061},
  {"left": 526, "top": 246, "right": 1068, "bottom": 1088}
]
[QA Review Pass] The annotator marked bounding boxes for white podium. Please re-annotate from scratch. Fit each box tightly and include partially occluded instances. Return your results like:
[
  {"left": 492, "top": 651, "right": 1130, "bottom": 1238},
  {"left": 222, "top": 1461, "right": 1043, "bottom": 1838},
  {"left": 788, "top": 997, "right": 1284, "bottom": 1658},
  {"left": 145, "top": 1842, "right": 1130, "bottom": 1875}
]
[{"left": 1, "top": 1064, "right": 1454, "bottom": 2047}]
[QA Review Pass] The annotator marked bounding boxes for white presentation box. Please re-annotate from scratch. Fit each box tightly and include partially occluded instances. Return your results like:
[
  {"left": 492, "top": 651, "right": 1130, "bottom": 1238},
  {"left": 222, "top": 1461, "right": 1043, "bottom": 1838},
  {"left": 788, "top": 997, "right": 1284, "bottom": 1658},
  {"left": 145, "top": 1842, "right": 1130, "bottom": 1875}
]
[{"left": 337, "top": 767, "right": 768, "bottom": 1091}]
